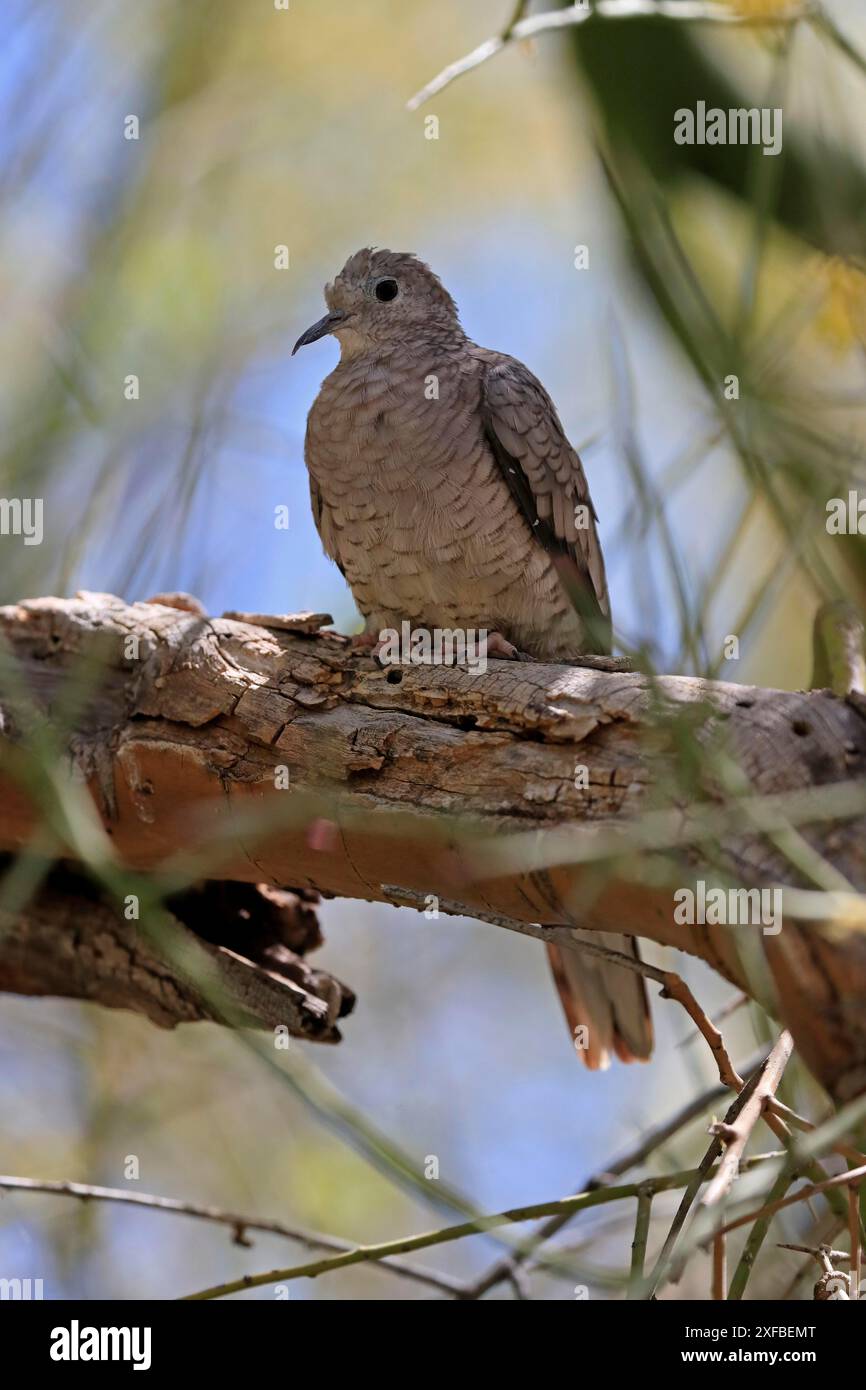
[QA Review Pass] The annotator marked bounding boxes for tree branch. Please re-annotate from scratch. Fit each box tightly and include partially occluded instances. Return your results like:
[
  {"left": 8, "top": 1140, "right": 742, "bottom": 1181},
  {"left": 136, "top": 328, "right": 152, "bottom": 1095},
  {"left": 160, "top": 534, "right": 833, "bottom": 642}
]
[
  {"left": 0, "top": 859, "right": 354, "bottom": 1041},
  {"left": 1, "top": 592, "right": 866, "bottom": 1097},
  {"left": 702, "top": 1030, "right": 794, "bottom": 1208}
]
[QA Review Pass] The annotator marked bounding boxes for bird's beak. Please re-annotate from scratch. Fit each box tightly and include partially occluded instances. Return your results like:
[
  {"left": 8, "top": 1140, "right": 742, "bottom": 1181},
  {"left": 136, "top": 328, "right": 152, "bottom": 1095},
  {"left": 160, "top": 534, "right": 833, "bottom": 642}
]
[{"left": 292, "top": 310, "right": 349, "bottom": 355}]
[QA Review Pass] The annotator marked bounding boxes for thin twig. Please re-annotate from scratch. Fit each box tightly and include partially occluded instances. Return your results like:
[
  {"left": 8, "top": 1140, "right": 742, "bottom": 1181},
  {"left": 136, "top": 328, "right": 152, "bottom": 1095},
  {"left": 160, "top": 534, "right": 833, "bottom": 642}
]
[
  {"left": 712, "top": 1233, "right": 726, "bottom": 1300},
  {"left": 715, "top": 1163, "right": 866, "bottom": 1240},
  {"left": 849, "top": 1184, "right": 862, "bottom": 1299},
  {"left": 502, "top": 0, "right": 532, "bottom": 41},
  {"left": 778, "top": 1242, "right": 851, "bottom": 1299},
  {"left": 643, "top": 1061, "right": 768, "bottom": 1298},
  {"left": 407, "top": 1, "right": 813, "bottom": 110},
  {"left": 385, "top": 891, "right": 860, "bottom": 1297},
  {"left": 0, "top": 1175, "right": 465, "bottom": 1297},
  {"left": 457, "top": 1050, "right": 770, "bottom": 1299},
  {"left": 661, "top": 1052, "right": 854, "bottom": 1296},
  {"left": 627, "top": 1184, "right": 653, "bottom": 1299},
  {"left": 777, "top": 1241, "right": 850, "bottom": 1260},
  {"left": 728, "top": 1167, "right": 796, "bottom": 1300},
  {"left": 663, "top": 1116, "right": 859, "bottom": 1294},
  {"left": 767, "top": 1102, "right": 865, "bottom": 1167},
  {"left": 778, "top": 1220, "right": 844, "bottom": 1299},
  {"left": 389, "top": 888, "right": 831, "bottom": 1161},
  {"left": 657, "top": 972, "right": 746, "bottom": 1092},
  {"left": 702, "top": 1031, "right": 794, "bottom": 1208},
  {"left": 677, "top": 991, "right": 749, "bottom": 1049},
  {"left": 384, "top": 886, "right": 746, "bottom": 1092},
  {"left": 180, "top": 1156, "right": 782, "bottom": 1301}
]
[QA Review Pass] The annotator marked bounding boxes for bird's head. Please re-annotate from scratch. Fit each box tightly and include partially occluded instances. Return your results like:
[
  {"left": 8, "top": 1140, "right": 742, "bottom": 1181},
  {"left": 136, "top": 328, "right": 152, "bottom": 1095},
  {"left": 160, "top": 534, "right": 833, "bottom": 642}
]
[{"left": 292, "top": 248, "right": 461, "bottom": 358}]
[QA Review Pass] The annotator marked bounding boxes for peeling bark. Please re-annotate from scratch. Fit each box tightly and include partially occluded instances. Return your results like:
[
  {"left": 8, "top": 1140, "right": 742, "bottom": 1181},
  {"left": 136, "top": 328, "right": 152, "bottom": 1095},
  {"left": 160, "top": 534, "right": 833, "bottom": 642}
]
[{"left": 1, "top": 591, "right": 865, "bottom": 1097}]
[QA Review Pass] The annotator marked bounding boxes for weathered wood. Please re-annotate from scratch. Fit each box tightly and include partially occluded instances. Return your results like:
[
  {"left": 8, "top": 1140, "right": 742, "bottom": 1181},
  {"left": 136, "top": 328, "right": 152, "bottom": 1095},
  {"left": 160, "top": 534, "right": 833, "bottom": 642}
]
[
  {"left": 0, "top": 863, "right": 354, "bottom": 1039},
  {"left": 1, "top": 591, "right": 865, "bottom": 1098},
  {"left": 0, "top": 856, "right": 354, "bottom": 1045}
]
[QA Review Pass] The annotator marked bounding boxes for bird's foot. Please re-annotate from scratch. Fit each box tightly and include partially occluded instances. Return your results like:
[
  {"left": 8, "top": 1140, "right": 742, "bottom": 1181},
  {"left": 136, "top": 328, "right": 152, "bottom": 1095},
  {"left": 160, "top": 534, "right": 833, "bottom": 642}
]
[
  {"left": 480, "top": 631, "right": 534, "bottom": 661},
  {"left": 350, "top": 631, "right": 389, "bottom": 661},
  {"left": 352, "top": 627, "right": 533, "bottom": 664}
]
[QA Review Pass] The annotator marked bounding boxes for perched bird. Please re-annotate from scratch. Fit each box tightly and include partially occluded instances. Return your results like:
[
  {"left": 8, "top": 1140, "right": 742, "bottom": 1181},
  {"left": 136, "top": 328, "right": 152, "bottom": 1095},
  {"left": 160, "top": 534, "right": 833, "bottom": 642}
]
[{"left": 294, "top": 248, "right": 652, "bottom": 1068}]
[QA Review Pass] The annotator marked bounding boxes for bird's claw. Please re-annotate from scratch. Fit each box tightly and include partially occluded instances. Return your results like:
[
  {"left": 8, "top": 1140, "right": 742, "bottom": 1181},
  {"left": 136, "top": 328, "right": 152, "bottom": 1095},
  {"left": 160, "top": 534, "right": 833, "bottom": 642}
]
[
  {"left": 350, "top": 631, "right": 389, "bottom": 661},
  {"left": 480, "top": 631, "right": 534, "bottom": 661}
]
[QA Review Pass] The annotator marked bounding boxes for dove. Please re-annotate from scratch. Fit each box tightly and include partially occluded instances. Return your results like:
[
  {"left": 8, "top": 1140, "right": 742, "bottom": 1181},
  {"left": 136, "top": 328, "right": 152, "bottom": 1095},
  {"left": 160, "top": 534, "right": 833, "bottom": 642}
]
[{"left": 293, "top": 247, "right": 652, "bottom": 1068}]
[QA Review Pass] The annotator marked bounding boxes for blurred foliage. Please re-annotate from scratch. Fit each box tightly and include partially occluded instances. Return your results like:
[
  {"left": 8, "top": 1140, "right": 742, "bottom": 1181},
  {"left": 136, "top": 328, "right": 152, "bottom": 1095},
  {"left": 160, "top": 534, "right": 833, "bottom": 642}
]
[{"left": 568, "top": 4, "right": 866, "bottom": 684}]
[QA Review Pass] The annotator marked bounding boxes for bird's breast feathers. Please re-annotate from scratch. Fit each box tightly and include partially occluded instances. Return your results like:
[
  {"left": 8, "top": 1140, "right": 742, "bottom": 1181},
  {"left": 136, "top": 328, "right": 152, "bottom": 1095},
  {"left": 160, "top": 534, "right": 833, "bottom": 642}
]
[
  {"left": 307, "top": 353, "right": 479, "bottom": 478},
  {"left": 303, "top": 346, "right": 599, "bottom": 657}
]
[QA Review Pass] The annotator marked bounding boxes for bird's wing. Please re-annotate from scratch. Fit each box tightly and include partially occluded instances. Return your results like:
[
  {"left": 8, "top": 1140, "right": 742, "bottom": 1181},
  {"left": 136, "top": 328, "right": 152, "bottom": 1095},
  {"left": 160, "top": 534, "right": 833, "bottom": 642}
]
[
  {"left": 479, "top": 353, "right": 651, "bottom": 1066},
  {"left": 308, "top": 472, "right": 348, "bottom": 581},
  {"left": 309, "top": 472, "right": 325, "bottom": 533},
  {"left": 479, "top": 352, "right": 611, "bottom": 654}
]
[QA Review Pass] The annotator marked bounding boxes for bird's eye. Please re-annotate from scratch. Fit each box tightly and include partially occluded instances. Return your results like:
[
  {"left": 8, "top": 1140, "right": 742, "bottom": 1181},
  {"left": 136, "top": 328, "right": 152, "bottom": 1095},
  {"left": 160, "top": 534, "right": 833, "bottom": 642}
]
[{"left": 374, "top": 278, "right": 399, "bottom": 302}]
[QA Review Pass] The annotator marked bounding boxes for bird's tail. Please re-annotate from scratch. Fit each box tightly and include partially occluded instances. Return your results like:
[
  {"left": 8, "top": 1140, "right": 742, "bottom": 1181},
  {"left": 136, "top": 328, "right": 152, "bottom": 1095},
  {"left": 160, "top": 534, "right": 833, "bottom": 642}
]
[{"left": 546, "top": 932, "right": 653, "bottom": 1069}]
